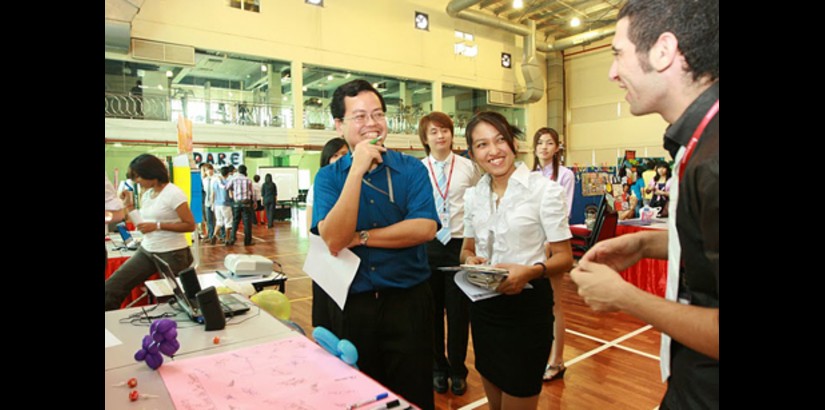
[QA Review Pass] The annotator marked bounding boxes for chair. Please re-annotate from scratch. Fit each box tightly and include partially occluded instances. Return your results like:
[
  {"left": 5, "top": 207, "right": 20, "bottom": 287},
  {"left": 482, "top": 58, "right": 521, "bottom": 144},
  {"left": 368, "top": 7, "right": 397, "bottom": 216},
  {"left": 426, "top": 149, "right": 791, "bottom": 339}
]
[{"left": 571, "top": 195, "right": 619, "bottom": 259}]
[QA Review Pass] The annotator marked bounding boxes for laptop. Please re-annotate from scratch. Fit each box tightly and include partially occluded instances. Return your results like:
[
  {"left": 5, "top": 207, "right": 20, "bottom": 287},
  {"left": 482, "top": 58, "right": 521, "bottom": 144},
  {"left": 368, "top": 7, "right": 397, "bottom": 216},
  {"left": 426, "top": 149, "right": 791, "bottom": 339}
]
[
  {"left": 116, "top": 223, "right": 140, "bottom": 250},
  {"left": 150, "top": 254, "right": 250, "bottom": 324}
]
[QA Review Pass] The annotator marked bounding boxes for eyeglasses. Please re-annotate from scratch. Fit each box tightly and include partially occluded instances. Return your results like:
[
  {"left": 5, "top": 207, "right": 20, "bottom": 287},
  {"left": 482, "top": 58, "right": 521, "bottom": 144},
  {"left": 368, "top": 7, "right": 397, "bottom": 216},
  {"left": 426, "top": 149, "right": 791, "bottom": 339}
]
[{"left": 343, "top": 111, "right": 387, "bottom": 124}]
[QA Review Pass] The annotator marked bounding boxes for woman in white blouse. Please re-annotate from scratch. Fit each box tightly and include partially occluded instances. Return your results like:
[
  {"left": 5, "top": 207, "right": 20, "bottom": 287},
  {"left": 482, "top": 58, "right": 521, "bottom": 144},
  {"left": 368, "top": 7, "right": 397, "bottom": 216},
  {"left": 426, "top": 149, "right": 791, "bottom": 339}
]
[
  {"left": 531, "top": 127, "right": 575, "bottom": 382},
  {"left": 105, "top": 154, "right": 196, "bottom": 311},
  {"left": 461, "top": 112, "right": 573, "bottom": 409}
]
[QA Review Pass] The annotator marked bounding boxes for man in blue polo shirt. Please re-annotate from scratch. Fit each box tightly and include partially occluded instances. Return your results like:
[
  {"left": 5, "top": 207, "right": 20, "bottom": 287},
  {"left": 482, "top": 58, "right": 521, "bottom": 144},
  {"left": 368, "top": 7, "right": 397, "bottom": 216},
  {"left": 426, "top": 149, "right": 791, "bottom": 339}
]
[{"left": 312, "top": 79, "right": 439, "bottom": 410}]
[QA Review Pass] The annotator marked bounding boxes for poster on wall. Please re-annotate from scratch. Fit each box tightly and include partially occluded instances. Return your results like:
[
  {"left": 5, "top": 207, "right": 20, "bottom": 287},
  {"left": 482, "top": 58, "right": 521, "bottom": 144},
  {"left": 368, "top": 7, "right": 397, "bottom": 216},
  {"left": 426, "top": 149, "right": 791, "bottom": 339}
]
[
  {"left": 581, "top": 172, "right": 612, "bottom": 196},
  {"left": 193, "top": 151, "right": 245, "bottom": 169}
]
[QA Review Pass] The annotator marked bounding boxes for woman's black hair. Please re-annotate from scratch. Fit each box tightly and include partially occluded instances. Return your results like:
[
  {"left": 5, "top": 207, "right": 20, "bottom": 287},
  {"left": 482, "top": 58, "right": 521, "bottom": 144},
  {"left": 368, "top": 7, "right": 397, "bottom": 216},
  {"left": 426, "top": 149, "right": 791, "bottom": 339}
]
[
  {"left": 654, "top": 162, "right": 672, "bottom": 182},
  {"left": 320, "top": 137, "right": 349, "bottom": 167},
  {"left": 464, "top": 111, "right": 521, "bottom": 158},
  {"left": 127, "top": 154, "right": 169, "bottom": 183}
]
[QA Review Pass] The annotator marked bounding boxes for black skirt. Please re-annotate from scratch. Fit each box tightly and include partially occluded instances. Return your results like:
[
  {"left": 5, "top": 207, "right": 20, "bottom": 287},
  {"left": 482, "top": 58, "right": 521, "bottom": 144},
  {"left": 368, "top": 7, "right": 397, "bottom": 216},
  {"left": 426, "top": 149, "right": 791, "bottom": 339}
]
[{"left": 470, "top": 277, "right": 554, "bottom": 397}]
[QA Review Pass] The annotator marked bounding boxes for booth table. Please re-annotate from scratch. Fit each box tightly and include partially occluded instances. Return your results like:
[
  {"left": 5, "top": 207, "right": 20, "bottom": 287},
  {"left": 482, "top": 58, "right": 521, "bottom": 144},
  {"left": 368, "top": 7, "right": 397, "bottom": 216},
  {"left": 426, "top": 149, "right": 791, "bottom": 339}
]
[
  {"left": 104, "top": 303, "right": 414, "bottom": 409},
  {"left": 571, "top": 219, "right": 668, "bottom": 297}
]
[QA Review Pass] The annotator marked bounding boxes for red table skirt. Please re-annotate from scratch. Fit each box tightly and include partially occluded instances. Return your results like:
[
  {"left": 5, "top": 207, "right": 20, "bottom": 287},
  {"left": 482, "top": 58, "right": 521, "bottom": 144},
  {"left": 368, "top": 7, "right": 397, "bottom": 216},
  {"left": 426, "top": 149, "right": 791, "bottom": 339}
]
[
  {"left": 105, "top": 256, "right": 159, "bottom": 309},
  {"left": 615, "top": 224, "right": 667, "bottom": 297},
  {"left": 571, "top": 224, "right": 667, "bottom": 297}
]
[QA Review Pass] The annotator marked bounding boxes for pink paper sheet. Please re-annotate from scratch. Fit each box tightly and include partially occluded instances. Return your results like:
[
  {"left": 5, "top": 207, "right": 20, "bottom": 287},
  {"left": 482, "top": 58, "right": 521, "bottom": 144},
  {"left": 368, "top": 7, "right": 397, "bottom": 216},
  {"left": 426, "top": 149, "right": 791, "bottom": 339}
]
[{"left": 158, "top": 334, "right": 410, "bottom": 409}]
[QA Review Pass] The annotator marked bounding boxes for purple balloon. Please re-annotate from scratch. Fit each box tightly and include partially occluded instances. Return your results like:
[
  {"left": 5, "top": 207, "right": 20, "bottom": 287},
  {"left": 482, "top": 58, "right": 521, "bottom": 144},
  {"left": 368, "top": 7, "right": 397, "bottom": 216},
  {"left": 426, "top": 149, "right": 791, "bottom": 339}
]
[
  {"left": 166, "top": 339, "right": 180, "bottom": 352},
  {"left": 163, "top": 328, "right": 178, "bottom": 341},
  {"left": 159, "top": 342, "right": 178, "bottom": 357},
  {"left": 152, "top": 331, "right": 166, "bottom": 343},
  {"left": 150, "top": 320, "right": 160, "bottom": 334},
  {"left": 147, "top": 341, "right": 160, "bottom": 354},
  {"left": 156, "top": 319, "right": 176, "bottom": 333},
  {"left": 142, "top": 335, "right": 153, "bottom": 349},
  {"left": 134, "top": 349, "right": 147, "bottom": 361},
  {"left": 145, "top": 351, "right": 163, "bottom": 370}
]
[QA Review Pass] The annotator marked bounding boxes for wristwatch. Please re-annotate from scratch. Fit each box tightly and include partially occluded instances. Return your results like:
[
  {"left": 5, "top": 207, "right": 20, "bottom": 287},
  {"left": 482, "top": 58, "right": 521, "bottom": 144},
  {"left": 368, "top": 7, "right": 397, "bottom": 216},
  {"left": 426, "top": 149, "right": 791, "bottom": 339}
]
[{"left": 359, "top": 230, "right": 369, "bottom": 246}]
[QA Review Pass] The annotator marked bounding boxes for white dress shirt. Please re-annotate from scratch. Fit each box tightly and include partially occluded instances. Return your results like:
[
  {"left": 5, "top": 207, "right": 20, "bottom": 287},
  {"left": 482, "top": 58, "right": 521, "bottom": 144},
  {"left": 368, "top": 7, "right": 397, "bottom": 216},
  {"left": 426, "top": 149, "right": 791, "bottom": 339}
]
[
  {"left": 422, "top": 152, "right": 481, "bottom": 238},
  {"left": 463, "top": 162, "right": 571, "bottom": 265}
]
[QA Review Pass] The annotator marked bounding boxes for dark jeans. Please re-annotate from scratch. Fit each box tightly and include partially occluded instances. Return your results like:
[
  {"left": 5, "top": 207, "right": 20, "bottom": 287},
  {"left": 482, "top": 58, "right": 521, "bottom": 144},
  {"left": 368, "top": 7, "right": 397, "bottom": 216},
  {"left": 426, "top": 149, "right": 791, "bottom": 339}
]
[
  {"left": 230, "top": 202, "right": 255, "bottom": 245},
  {"left": 426, "top": 238, "right": 470, "bottom": 379},
  {"left": 205, "top": 206, "right": 216, "bottom": 239},
  {"left": 322, "top": 281, "right": 435, "bottom": 410},
  {"left": 264, "top": 201, "right": 276, "bottom": 227},
  {"left": 104, "top": 246, "right": 193, "bottom": 311}
]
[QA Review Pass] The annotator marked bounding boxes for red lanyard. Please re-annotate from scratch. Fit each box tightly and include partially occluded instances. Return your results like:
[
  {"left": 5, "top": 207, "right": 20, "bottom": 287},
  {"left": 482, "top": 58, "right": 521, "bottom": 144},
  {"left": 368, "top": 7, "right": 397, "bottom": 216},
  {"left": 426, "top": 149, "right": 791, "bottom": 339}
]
[
  {"left": 678, "top": 99, "right": 718, "bottom": 180},
  {"left": 427, "top": 155, "right": 455, "bottom": 201}
]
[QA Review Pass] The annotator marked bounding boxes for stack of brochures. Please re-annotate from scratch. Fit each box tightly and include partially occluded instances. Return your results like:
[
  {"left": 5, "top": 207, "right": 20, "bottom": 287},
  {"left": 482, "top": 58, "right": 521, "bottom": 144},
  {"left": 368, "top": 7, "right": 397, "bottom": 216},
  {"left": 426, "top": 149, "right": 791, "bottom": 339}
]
[{"left": 460, "top": 264, "right": 510, "bottom": 290}]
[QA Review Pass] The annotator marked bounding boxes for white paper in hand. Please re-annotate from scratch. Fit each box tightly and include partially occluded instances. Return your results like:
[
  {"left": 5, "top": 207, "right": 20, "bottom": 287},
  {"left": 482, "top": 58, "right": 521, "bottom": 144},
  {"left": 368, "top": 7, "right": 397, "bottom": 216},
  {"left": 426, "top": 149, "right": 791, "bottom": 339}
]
[
  {"left": 128, "top": 210, "right": 144, "bottom": 225},
  {"left": 302, "top": 234, "right": 360, "bottom": 310}
]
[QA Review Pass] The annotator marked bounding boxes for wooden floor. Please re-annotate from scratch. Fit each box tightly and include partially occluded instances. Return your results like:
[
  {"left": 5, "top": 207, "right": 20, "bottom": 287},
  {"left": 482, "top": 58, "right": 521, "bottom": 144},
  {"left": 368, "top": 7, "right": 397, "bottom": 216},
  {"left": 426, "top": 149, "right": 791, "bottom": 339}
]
[{"left": 195, "top": 207, "right": 667, "bottom": 410}]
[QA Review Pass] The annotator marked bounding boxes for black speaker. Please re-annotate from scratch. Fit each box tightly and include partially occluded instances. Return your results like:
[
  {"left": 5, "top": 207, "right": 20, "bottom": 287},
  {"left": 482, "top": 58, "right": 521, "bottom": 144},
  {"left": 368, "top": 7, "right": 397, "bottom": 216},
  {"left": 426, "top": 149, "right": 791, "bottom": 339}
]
[
  {"left": 178, "top": 267, "right": 201, "bottom": 301},
  {"left": 196, "top": 286, "right": 226, "bottom": 331}
]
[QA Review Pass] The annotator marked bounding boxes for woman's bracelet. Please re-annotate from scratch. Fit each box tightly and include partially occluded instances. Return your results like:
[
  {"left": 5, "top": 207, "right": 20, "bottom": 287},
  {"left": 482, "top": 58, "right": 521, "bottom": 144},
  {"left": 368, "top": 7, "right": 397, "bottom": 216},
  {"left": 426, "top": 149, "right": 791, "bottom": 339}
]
[{"left": 533, "top": 262, "right": 547, "bottom": 276}]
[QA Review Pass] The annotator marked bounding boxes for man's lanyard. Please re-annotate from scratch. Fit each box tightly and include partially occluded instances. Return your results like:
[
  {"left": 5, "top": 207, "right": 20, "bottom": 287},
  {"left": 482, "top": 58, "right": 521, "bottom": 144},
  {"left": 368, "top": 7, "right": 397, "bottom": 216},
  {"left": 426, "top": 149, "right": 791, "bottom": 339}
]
[
  {"left": 426, "top": 155, "right": 456, "bottom": 203},
  {"left": 362, "top": 167, "right": 394, "bottom": 204},
  {"left": 678, "top": 99, "right": 719, "bottom": 180}
]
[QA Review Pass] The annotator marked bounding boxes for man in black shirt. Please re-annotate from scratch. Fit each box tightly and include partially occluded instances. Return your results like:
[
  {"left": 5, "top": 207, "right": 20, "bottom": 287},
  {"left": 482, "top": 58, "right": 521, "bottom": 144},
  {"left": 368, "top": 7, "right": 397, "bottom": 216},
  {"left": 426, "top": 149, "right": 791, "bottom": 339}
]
[{"left": 570, "top": 0, "right": 718, "bottom": 408}]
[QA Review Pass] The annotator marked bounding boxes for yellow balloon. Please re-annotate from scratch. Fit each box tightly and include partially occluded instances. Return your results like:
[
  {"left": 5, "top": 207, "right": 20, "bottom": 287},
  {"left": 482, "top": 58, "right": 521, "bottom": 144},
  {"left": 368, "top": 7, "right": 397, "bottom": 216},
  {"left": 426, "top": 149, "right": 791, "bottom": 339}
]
[{"left": 250, "top": 290, "right": 291, "bottom": 321}]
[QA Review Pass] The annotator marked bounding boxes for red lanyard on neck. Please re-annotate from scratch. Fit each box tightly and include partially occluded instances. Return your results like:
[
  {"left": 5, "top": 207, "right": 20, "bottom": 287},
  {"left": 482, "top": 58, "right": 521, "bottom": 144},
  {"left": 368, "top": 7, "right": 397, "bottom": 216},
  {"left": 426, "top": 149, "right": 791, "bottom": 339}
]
[
  {"left": 678, "top": 99, "right": 718, "bottom": 180},
  {"left": 427, "top": 155, "right": 455, "bottom": 201}
]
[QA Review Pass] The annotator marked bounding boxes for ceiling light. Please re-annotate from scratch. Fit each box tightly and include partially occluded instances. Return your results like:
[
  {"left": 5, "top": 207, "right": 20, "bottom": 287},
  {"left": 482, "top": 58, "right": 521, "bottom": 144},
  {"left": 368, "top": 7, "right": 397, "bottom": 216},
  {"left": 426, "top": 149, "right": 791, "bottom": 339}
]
[
  {"left": 157, "top": 85, "right": 164, "bottom": 90},
  {"left": 415, "top": 11, "right": 429, "bottom": 31},
  {"left": 305, "top": 0, "right": 323, "bottom": 6},
  {"left": 345, "top": 73, "right": 351, "bottom": 79},
  {"left": 513, "top": 0, "right": 524, "bottom": 9},
  {"left": 327, "top": 75, "right": 334, "bottom": 81},
  {"left": 261, "top": 64, "right": 268, "bottom": 72},
  {"left": 166, "top": 70, "right": 173, "bottom": 77},
  {"left": 302, "top": 86, "right": 308, "bottom": 92},
  {"left": 282, "top": 96, "right": 288, "bottom": 102},
  {"left": 571, "top": 17, "right": 581, "bottom": 27}
]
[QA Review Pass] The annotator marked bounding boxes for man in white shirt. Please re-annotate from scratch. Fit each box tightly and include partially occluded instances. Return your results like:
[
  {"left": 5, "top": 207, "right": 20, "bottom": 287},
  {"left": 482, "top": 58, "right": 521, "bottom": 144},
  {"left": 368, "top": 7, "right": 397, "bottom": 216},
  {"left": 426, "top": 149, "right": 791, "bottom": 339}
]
[{"left": 418, "top": 112, "right": 481, "bottom": 396}]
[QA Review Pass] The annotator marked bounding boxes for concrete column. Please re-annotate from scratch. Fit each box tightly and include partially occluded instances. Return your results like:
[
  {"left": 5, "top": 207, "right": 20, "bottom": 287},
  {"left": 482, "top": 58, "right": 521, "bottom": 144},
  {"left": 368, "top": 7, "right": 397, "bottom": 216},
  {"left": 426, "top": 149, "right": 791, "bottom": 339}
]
[
  {"left": 545, "top": 51, "right": 565, "bottom": 159},
  {"left": 268, "top": 64, "right": 283, "bottom": 127},
  {"left": 291, "top": 60, "right": 303, "bottom": 130}
]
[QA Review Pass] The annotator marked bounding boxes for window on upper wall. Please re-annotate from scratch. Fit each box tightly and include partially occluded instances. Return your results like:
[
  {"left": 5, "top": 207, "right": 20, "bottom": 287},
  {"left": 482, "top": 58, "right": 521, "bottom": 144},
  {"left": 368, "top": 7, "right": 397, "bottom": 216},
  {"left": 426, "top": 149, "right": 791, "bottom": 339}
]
[
  {"left": 228, "top": 0, "right": 260, "bottom": 12},
  {"left": 300, "top": 65, "right": 432, "bottom": 135},
  {"left": 454, "top": 30, "right": 478, "bottom": 58},
  {"left": 442, "top": 84, "right": 526, "bottom": 140}
]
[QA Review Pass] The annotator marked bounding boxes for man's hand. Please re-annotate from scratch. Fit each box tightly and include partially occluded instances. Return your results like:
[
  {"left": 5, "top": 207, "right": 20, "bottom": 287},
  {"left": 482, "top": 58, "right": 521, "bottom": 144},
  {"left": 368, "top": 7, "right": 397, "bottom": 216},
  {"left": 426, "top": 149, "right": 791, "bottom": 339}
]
[
  {"left": 579, "top": 234, "right": 646, "bottom": 272},
  {"left": 464, "top": 255, "right": 487, "bottom": 265},
  {"left": 350, "top": 137, "right": 387, "bottom": 176},
  {"left": 570, "top": 259, "right": 633, "bottom": 312}
]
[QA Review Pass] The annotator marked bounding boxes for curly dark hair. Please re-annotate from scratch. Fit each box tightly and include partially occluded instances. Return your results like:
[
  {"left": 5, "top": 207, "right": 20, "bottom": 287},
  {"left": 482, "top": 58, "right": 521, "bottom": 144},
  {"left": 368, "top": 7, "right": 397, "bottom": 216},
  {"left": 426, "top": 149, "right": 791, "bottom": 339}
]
[
  {"left": 619, "top": 0, "right": 718, "bottom": 82},
  {"left": 330, "top": 79, "right": 386, "bottom": 120}
]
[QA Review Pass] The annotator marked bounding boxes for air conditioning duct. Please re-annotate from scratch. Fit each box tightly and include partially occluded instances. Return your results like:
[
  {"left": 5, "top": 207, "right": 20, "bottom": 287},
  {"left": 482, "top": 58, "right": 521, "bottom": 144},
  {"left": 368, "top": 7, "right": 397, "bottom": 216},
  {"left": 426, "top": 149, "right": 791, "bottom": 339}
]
[
  {"left": 488, "top": 90, "right": 515, "bottom": 107},
  {"left": 132, "top": 39, "right": 196, "bottom": 66},
  {"left": 105, "top": 20, "right": 131, "bottom": 53}
]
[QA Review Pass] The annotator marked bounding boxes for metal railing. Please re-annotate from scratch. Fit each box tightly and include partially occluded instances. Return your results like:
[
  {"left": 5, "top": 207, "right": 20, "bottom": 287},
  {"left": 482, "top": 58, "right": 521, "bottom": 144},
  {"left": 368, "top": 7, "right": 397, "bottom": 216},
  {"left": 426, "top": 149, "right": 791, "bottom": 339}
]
[
  {"left": 104, "top": 93, "right": 295, "bottom": 128},
  {"left": 104, "top": 93, "right": 425, "bottom": 134}
]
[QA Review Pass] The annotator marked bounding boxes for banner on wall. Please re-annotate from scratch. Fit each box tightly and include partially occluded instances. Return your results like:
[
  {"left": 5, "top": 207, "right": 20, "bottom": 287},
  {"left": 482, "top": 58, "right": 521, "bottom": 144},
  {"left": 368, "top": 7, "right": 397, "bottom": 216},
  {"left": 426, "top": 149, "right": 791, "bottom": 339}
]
[{"left": 193, "top": 151, "right": 245, "bottom": 168}]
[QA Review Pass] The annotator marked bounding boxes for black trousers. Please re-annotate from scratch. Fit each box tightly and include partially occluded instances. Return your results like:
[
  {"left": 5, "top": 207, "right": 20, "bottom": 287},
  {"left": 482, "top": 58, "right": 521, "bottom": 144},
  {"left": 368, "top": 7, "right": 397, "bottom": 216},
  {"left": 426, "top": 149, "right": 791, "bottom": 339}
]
[
  {"left": 322, "top": 281, "right": 435, "bottom": 410},
  {"left": 426, "top": 238, "right": 470, "bottom": 379},
  {"left": 230, "top": 202, "right": 255, "bottom": 245}
]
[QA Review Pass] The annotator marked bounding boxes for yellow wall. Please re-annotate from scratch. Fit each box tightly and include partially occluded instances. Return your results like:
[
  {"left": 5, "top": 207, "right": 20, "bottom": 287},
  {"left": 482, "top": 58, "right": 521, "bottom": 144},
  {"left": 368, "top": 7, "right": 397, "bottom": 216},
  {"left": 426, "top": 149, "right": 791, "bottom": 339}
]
[{"left": 563, "top": 39, "right": 670, "bottom": 167}]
